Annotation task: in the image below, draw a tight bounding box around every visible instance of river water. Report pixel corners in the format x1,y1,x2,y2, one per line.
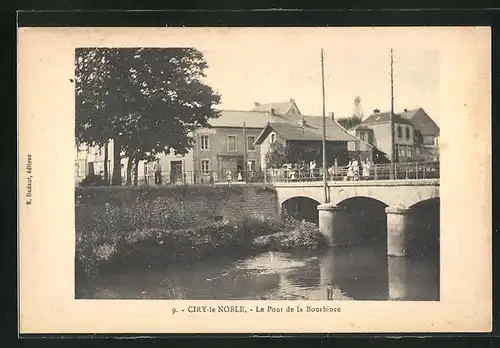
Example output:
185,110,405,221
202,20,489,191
77,243,439,301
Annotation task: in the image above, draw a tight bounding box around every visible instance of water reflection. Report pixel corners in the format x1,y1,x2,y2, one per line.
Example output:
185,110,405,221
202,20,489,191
77,244,439,301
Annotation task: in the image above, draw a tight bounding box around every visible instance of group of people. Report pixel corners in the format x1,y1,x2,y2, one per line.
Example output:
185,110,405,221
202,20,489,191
344,158,371,181
284,158,373,181
285,160,318,181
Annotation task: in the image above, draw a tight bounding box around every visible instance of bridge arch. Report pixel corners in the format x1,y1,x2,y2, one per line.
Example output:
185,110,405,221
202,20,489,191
407,197,440,259
335,196,389,246
281,196,321,225
409,196,440,210
336,196,389,208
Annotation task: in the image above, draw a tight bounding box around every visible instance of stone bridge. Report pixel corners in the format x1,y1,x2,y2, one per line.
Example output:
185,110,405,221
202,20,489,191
273,179,440,258
274,179,439,209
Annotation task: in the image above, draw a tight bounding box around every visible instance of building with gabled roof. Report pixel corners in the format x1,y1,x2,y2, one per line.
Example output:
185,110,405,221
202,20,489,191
254,115,375,169
349,107,439,163
400,108,440,137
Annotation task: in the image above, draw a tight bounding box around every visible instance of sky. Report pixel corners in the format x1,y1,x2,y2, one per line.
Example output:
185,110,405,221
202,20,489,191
198,30,440,125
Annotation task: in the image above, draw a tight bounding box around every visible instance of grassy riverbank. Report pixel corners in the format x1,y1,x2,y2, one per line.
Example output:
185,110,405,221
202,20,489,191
75,195,327,278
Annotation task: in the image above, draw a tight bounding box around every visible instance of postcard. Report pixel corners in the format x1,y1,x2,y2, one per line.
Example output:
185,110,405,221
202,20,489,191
18,26,492,334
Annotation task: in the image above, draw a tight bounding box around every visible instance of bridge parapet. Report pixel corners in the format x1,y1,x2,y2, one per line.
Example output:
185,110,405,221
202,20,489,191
274,179,439,209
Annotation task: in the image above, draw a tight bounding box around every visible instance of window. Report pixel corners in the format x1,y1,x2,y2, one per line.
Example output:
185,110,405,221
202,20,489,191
200,135,209,150
423,136,435,145
201,159,210,173
360,132,367,141
247,136,255,151
347,141,356,151
398,145,405,158
407,146,413,159
405,127,410,140
397,125,403,138
227,135,237,152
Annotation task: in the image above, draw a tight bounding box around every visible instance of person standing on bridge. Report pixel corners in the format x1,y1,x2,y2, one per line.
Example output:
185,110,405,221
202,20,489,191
346,160,354,181
328,165,334,181
309,160,316,180
299,161,306,180
362,158,371,180
352,158,360,181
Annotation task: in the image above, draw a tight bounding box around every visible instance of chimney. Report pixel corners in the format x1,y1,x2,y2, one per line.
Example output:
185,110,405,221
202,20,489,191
404,108,408,112
270,108,275,115
329,112,335,120
289,98,295,103
373,108,380,113
254,102,260,107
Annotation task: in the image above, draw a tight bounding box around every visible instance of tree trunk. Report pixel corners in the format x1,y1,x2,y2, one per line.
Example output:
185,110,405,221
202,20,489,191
111,137,122,185
133,156,139,186
103,142,109,185
126,156,133,185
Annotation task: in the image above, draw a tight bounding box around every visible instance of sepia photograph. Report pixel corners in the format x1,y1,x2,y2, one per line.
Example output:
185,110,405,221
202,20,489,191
18,26,491,333
74,45,440,301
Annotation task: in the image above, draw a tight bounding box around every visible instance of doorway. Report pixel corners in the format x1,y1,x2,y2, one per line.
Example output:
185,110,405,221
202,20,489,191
170,160,183,184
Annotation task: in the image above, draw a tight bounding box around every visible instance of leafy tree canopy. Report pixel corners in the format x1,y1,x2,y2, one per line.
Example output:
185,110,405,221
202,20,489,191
265,142,288,169
75,48,221,159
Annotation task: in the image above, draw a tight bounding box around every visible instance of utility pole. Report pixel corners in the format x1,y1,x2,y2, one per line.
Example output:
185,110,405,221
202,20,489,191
243,121,248,182
321,48,328,203
390,48,396,178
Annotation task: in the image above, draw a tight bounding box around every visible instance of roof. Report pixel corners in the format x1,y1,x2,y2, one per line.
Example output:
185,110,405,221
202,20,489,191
286,114,363,142
251,99,300,115
256,122,323,143
361,111,414,126
207,109,286,128
399,108,440,136
254,116,364,145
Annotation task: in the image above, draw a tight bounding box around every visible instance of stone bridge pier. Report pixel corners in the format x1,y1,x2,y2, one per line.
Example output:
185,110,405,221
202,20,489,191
384,205,411,257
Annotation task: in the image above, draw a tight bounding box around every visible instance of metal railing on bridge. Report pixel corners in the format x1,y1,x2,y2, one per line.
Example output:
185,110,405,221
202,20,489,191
263,161,440,183
105,161,439,186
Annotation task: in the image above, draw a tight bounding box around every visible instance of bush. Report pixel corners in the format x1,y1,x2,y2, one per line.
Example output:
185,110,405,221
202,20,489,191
280,218,327,249
252,216,328,251
235,213,281,239
75,205,285,277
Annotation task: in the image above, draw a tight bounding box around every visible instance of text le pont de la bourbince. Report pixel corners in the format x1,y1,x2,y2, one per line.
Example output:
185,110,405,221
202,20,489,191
176,305,341,314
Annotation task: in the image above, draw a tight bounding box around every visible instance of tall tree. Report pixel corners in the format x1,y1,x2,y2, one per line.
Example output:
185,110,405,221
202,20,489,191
75,48,221,185
336,115,363,130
